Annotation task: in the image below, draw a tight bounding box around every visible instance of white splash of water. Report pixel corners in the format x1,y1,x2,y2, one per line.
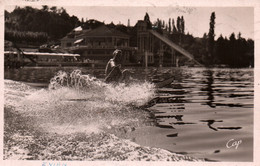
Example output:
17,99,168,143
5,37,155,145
48,70,105,90
5,70,156,135
105,82,155,106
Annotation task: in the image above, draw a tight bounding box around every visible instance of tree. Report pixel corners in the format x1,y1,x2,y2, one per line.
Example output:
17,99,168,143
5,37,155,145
177,16,181,33
144,12,152,29
81,18,84,24
207,12,216,64
82,19,104,29
156,18,163,34
176,16,184,44
228,33,236,66
5,6,82,43
42,5,49,11
215,34,226,64
203,33,207,39
162,20,165,28
181,16,185,34
237,32,242,39
172,18,177,33
50,6,57,13
168,18,172,33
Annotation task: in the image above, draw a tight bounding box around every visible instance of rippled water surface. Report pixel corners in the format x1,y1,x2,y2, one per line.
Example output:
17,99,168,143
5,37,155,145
4,67,254,161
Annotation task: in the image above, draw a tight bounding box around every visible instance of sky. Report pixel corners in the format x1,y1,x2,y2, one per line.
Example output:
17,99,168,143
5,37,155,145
5,6,254,39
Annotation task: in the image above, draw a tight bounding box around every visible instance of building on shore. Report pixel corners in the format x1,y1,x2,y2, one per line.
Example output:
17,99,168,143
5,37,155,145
61,25,137,65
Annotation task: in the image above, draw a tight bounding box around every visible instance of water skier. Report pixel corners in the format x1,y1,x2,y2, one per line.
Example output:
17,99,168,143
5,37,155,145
105,49,131,83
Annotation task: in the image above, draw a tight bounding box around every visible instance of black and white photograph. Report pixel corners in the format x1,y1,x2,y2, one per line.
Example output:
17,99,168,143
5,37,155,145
1,0,259,165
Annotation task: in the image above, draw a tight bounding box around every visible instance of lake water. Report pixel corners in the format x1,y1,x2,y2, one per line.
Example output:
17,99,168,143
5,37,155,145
4,67,254,162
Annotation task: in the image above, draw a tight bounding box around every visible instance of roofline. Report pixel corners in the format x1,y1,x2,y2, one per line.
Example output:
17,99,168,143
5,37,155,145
81,35,129,39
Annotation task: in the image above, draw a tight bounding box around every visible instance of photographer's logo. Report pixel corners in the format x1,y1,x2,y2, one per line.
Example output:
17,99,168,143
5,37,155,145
226,139,242,149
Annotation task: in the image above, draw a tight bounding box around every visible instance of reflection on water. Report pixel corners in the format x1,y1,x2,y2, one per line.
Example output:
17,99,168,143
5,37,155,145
4,67,253,162
131,67,253,162
202,70,215,108
200,120,223,131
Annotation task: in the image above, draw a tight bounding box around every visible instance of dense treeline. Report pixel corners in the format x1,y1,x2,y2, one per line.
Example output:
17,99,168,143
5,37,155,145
214,33,254,67
5,6,80,44
167,32,254,68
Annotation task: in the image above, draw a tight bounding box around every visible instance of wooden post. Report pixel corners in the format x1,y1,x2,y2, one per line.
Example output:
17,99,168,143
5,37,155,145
145,51,148,68
159,41,162,67
172,49,176,67
171,48,173,67
17,52,21,62
176,55,179,67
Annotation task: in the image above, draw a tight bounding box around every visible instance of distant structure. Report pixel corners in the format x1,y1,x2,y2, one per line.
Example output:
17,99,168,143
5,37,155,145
61,24,137,65
58,17,201,67
4,40,80,68
135,20,200,67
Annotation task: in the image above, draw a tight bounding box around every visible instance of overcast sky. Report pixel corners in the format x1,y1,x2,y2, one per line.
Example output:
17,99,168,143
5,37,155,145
5,6,254,39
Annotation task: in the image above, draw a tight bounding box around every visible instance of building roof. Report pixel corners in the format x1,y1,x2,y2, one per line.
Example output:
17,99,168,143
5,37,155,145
74,38,84,44
61,29,91,40
74,26,83,32
83,25,129,38
61,35,75,41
